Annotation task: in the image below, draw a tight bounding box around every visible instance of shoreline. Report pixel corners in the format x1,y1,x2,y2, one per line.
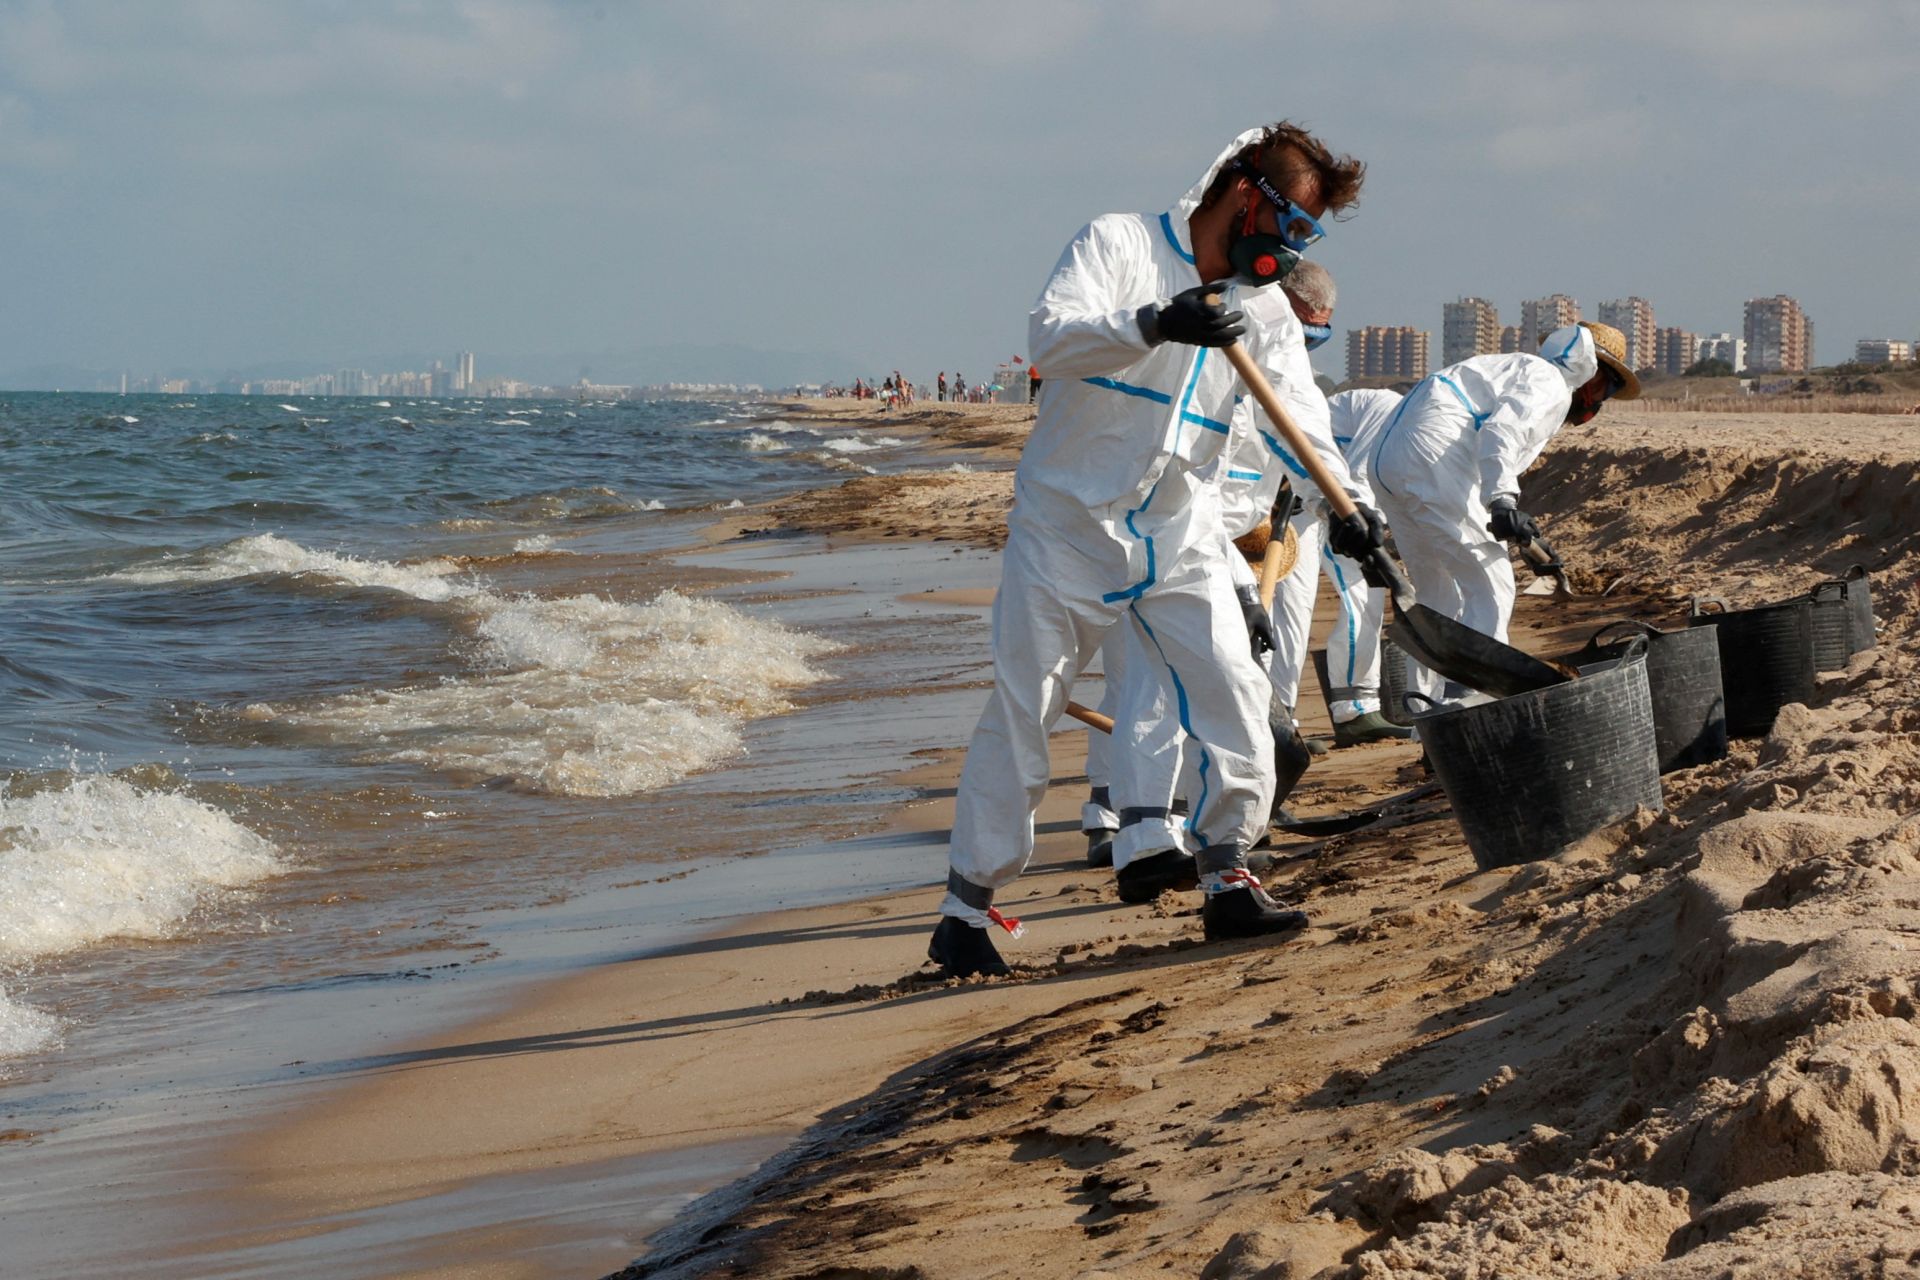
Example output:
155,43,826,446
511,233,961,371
24,399,1920,1278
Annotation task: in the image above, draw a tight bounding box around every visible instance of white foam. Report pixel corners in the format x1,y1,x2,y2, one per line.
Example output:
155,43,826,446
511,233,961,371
132,537,843,798
373,400,392,407
277,403,301,412
490,418,533,427
115,414,139,424
0,986,59,1061
387,416,412,425
0,775,284,968
743,432,786,452
948,462,975,473
819,437,883,454
512,535,571,554
107,534,467,601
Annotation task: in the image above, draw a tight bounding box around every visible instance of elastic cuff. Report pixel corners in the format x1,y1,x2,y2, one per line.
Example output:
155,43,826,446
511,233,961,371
1135,302,1165,346
946,869,994,911
1196,842,1248,875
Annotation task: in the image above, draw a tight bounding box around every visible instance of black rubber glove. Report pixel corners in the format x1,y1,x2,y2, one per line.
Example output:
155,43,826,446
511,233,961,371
1235,584,1278,659
1326,503,1387,562
1487,498,1542,546
1139,282,1246,348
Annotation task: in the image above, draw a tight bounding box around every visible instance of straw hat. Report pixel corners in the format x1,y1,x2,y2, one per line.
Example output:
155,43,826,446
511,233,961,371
1579,321,1642,400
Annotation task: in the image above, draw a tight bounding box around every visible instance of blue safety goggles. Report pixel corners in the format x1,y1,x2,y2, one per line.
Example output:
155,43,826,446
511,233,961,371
1303,322,1332,351
1232,160,1326,251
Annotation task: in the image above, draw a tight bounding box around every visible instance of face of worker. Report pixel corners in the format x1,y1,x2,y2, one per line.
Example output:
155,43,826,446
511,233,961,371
1565,367,1624,425
1285,291,1333,350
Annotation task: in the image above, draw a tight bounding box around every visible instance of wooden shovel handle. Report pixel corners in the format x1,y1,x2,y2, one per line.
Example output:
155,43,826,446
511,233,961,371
1064,700,1114,735
1257,532,1287,612
1218,340,1359,524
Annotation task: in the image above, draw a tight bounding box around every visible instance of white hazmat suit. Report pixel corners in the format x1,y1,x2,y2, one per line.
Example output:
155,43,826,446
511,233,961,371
1344,326,1598,703
1099,318,1366,871
942,131,1302,926
1269,389,1402,720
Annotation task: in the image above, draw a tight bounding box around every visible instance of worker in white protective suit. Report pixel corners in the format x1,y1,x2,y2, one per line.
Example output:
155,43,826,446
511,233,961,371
1343,321,1641,707
1270,387,1413,747
1090,265,1376,897
930,122,1375,979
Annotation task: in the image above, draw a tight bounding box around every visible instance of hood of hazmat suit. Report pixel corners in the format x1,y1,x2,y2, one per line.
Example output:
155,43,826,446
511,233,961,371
1537,323,1600,393
1019,127,1328,602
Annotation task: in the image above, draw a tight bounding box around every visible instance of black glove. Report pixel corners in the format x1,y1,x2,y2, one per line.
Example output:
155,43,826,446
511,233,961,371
1139,282,1246,348
1235,584,1278,659
1326,503,1387,562
1487,498,1542,546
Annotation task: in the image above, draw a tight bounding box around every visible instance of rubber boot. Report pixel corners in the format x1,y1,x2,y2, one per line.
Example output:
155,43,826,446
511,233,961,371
1196,846,1309,940
927,916,1010,979
1084,829,1115,868
1333,710,1415,748
1115,848,1198,904
1203,882,1310,940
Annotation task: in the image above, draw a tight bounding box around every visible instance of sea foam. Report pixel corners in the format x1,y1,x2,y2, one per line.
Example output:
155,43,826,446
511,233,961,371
119,536,840,798
0,774,285,1058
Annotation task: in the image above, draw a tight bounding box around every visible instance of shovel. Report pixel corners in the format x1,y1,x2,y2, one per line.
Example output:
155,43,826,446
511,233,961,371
1517,532,1576,599
1217,339,1574,699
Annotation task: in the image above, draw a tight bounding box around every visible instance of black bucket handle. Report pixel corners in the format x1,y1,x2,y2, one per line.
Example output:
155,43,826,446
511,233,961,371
1579,619,1662,661
1690,595,1730,617
1403,691,1444,717
1812,580,1845,603
1846,564,1869,582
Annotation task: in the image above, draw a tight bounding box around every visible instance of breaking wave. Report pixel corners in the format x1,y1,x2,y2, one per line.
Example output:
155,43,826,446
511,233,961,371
115,535,839,798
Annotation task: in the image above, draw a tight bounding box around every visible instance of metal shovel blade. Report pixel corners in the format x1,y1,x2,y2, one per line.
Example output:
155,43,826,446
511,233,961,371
1366,547,1575,699
1386,602,1575,699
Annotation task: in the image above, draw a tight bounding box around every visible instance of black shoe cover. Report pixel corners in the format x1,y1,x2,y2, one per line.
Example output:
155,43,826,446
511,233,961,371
1085,829,1115,869
1203,885,1309,940
1115,848,1198,904
927,916,1010,978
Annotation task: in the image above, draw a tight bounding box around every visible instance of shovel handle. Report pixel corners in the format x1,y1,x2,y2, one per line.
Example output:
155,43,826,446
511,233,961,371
1257,531,1287,612
1064,700,1114,735
1218,340,1359,524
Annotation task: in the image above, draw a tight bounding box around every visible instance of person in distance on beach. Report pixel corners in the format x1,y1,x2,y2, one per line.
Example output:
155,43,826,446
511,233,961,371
1342,321,1641,707
930,122,1372,980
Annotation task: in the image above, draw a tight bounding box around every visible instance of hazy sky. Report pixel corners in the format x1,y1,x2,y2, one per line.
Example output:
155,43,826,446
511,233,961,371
2,0,1915,381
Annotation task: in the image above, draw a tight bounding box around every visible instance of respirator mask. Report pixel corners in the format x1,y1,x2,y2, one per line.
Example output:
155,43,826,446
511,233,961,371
1226,158,1325,287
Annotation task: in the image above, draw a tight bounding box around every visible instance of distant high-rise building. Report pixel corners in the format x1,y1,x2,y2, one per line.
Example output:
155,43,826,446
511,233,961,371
1854,338,1912,366
1598,297,1657,371
1346,326,1429,381
1498,325,1524,354
1520,294,1581,345
1654,328,1698,376
1441,297,1500,366
457,351,476,392
1743,295,1813,372
1696,333,1746,372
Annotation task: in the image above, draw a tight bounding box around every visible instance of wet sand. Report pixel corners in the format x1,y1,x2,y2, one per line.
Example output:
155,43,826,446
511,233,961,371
74,402,1920,1277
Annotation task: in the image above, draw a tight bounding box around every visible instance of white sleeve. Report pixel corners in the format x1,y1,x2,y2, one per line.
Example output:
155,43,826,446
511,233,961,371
1476,360,1573,506
1026,216,1156,379
1223,532,1258,590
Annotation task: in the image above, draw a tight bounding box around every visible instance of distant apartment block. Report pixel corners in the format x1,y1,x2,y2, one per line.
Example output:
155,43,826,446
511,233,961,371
1520,294,1581,346
1696,332,1746,372
1346,326,1430,381
1598,297,1657,371
1499,325,1524,354
1854,338,1913,365
1442,297,1500,366
457,351,477,391
1654,327,1698,376
1743,295,1814,372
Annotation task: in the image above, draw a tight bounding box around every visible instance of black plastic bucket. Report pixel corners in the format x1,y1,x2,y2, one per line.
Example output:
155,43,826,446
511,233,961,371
1415,645,1662,871
1813,565,1876,657
1808,582,1853,672
1380,635,1413,726
1688,596,1816,737
1567,621,1728,774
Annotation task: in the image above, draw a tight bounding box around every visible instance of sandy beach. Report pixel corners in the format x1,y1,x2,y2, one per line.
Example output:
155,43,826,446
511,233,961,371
134,399,1913,1279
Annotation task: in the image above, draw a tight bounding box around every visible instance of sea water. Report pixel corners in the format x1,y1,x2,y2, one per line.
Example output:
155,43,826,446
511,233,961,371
0,392,917,1064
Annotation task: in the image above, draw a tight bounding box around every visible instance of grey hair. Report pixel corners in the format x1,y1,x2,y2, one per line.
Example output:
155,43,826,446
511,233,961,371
1284,258,1337,314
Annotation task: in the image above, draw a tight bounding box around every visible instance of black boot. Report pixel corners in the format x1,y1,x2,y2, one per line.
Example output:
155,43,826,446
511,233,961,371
1085,828,1115,868
927,916,1010,978
1115,848,1198,903
1203,881,1310,940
